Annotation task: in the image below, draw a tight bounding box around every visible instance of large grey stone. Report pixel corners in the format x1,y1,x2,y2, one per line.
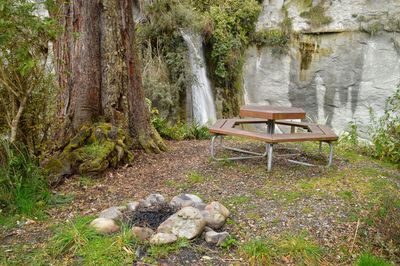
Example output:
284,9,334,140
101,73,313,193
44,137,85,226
169,194,203,209
150,233,178,245
139,194,166,210
206,202,230,218
90,218,120,234
200,202,230,229
205,230,230,246
201,210,226,229
127,201,140,212
157,206,206,239
98,207,123,221
131,226,154,241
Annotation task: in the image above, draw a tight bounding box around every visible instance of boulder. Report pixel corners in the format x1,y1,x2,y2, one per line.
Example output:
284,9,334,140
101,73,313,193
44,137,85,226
98,207,123,221
205,230,230,246
201,210,226,229
206,202,230,218
169,194,203,210
90,218,120,234
127,201,140,212
139,194,166,210
132,226,154,241
157,206,206,239
150,233,178,245
201,202,230,229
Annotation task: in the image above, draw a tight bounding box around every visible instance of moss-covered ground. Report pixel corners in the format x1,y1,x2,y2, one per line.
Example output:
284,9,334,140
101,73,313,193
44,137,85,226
1,139,398,265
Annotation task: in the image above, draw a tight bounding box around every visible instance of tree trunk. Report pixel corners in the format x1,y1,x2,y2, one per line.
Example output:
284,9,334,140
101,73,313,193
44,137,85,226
118,0,166,153
52,0,165,153
100,0,127,127
10,94,28,143
53,0,102,139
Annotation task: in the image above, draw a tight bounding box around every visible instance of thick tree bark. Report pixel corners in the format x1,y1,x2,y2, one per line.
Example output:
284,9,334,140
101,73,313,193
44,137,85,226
52,0,165,153
53,0,102,139
70,1,102,131
100,0,126,127
118,0,166,153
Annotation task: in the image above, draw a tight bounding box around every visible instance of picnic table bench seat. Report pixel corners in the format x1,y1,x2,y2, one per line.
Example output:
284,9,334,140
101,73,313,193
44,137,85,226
209,118,338,171
209,118,338,143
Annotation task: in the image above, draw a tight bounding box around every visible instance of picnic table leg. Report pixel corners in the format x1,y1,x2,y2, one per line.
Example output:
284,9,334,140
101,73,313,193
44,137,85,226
266,120,275,171
327,142,334,167
267,143,273,172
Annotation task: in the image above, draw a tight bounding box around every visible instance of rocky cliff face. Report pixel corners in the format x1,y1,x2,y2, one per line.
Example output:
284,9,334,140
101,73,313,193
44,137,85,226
243,0,400,137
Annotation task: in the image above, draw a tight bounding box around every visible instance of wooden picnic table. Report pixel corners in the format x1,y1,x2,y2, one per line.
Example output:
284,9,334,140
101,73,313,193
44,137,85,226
239,105,306,134
210,105,337,172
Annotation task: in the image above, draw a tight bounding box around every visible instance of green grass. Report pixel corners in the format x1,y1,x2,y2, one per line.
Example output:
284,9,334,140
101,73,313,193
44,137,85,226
79,175,97,187
241,239,271,265
241,233,322,265
357,252,393,266
277,233,322,264
0,140,50,217
186,170,213,184
337,190,354,201
48,193,75,206
49,216,99,257
164,179,191,190
226,195,252,205
79,228,136,266
146,238,190,263
220,236,238,250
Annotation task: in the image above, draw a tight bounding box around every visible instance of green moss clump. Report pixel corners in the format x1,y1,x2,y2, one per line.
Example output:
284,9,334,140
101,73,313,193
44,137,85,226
252,29,290,55
300,3,333,28
45,123,133,185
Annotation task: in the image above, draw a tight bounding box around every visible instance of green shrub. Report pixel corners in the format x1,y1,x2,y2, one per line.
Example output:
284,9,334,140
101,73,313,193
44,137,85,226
207,0,261,83
369,86,400,164
0,140,50,216
338,121,361,149
152,116,210,141
0,0,59,153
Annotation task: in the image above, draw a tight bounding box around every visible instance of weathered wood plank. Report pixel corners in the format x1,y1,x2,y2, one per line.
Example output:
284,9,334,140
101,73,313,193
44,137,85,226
240,105,306,120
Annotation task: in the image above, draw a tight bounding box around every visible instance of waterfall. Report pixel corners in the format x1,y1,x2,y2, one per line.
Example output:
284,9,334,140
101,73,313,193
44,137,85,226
181,31,217,126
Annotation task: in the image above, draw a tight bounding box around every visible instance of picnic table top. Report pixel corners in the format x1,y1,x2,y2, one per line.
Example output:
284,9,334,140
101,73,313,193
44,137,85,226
240,105,306,120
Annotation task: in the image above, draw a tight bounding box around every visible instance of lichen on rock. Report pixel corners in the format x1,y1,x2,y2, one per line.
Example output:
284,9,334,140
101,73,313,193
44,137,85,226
45,123,133,185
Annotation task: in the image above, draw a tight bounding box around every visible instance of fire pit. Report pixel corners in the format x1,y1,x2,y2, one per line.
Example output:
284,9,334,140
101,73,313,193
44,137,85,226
90,193,231,246
128,205,175,229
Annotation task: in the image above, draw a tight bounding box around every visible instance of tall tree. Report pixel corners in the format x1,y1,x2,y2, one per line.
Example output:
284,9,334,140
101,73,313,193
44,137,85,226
51,0,165,152
118,0,166,153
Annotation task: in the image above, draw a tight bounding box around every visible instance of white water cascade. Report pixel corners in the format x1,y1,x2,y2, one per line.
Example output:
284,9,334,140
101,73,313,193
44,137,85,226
181,31,217,126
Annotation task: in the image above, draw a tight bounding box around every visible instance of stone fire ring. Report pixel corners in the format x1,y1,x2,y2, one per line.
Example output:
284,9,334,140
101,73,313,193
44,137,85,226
90,194,231,246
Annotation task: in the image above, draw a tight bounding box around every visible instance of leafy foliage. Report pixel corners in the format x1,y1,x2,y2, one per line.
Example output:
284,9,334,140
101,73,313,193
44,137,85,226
0,140,50,216
0,0,59,151
137,0,205,121
152,116,210,141
369,86,400,164
206,0,261,82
